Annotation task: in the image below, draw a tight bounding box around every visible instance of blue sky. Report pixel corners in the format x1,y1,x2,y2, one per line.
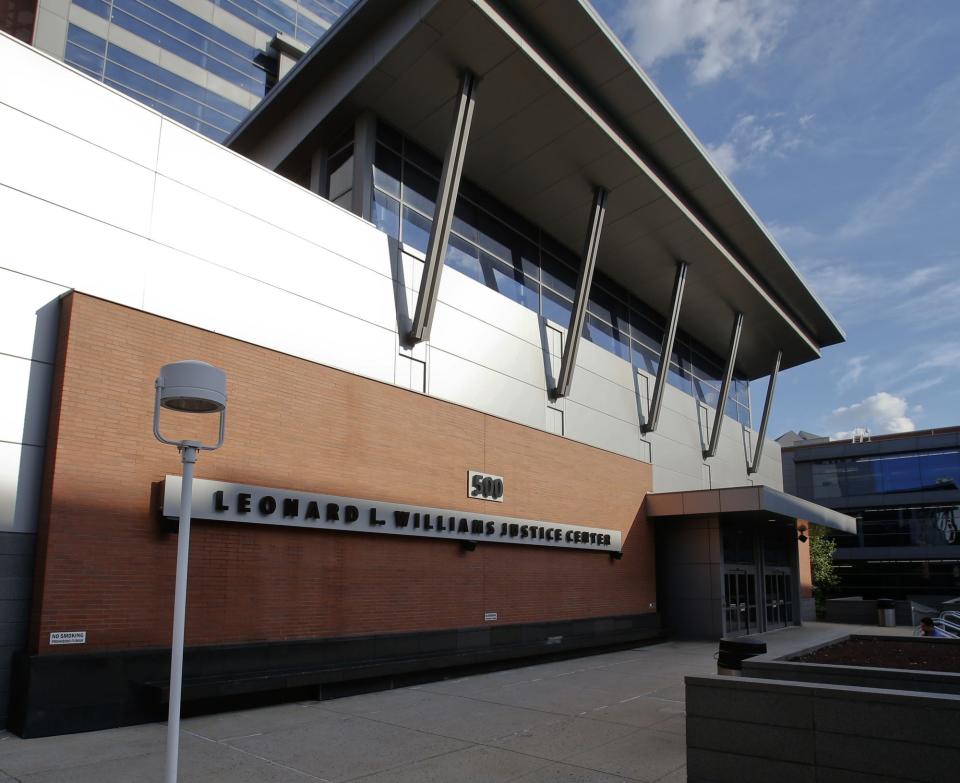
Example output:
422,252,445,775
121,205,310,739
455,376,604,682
594,0,960,440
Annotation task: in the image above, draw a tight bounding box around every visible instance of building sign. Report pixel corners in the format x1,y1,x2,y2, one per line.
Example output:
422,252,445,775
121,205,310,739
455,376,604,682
162,477,621,552
468,470,504,502
50,631,86,645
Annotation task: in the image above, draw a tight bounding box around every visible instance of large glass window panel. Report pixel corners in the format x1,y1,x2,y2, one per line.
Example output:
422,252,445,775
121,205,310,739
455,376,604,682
692,378,719,408
588,282,629,333
483,252,539,313
105,43,248,122
67,24,107,55
74,0,110,18
372,190,399,239
403,139,442,178
402,162,437,217
327,145,353,202
811,461,843,499
584,315,631,361
632,339,659,376
630,312,664,353
373,144,401,198
844,458,882,496
876,454,923,493
667,361,692,395
444,233,482,282
541,252,577,300
691,349,723,388
476,210,517,262
452,198,479,242
401,207,431,254
542,287,573,326
65,42,105,76
920,450,960,491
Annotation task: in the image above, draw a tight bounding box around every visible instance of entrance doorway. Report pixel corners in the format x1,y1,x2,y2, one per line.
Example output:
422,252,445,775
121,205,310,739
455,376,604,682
722,521,796,637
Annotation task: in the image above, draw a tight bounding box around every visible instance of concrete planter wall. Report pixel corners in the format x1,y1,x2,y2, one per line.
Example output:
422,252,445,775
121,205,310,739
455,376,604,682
686,674,960,783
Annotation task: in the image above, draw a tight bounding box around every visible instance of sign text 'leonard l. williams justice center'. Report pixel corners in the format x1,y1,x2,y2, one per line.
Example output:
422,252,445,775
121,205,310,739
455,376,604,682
162,477,622,552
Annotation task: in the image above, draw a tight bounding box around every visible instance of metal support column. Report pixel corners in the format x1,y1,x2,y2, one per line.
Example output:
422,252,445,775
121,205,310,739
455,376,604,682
642,260,687,433
748,350,781,474
351,111,377,221
409,72,478,344
553,187,608,398
704,312,744,459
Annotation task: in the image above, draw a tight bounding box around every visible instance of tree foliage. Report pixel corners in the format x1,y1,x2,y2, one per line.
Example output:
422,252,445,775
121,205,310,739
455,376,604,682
809,524,840,615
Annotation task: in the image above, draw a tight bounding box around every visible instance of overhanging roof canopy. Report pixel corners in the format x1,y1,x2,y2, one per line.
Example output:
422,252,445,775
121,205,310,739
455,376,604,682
228,0,844,379
645,486,857,534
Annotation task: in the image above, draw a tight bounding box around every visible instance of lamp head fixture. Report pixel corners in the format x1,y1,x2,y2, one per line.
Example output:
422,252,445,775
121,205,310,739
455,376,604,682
154,360,227,450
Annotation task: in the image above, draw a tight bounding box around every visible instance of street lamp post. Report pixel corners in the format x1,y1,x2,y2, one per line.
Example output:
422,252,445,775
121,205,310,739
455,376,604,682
153,361,227,783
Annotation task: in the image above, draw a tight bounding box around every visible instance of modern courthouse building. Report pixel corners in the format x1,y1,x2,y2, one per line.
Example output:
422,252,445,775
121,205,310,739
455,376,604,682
781,428,960,599
1,0,853,736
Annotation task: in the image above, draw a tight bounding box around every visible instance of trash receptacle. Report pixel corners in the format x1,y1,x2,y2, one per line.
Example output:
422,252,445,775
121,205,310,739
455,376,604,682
717,636,767,675
877,598,896,627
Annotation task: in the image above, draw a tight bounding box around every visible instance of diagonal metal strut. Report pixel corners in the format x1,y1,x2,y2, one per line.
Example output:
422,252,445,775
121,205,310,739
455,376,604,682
748,350,781,474
409,72,478,344
642,260,688,433
704,312,744,459
553,187,608,398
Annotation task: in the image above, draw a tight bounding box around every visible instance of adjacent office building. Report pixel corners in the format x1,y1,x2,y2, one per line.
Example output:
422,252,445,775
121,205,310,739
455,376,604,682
781,428,960,599
0,0,353,140
2,0,852,736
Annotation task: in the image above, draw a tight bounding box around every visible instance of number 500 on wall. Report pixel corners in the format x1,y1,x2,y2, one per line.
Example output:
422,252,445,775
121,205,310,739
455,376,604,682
468,471,505,502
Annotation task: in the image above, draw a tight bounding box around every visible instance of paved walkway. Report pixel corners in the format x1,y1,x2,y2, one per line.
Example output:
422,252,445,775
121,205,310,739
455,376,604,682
0,622,911,782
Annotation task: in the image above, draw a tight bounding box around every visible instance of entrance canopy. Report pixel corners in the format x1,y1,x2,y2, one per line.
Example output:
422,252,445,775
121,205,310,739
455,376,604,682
646,485,857,533
227,0,844,379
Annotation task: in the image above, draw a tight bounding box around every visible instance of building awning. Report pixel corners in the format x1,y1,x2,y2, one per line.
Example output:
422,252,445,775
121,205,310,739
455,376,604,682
645,485,857,533
226,0,843,379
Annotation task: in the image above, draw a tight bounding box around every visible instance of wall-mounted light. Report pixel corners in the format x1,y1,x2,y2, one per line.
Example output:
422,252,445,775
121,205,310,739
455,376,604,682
797,524,808,544
610,551,623,560
461,540,477,552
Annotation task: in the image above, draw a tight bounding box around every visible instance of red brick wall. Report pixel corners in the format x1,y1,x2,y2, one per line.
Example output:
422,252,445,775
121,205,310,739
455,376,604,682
30,293,655,654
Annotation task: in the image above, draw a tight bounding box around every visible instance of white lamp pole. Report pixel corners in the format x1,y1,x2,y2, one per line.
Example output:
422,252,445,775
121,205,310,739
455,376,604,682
153,361,227,783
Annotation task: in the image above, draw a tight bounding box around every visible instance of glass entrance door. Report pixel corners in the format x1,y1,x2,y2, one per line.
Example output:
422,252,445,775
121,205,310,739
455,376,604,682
723,570,759,636
764,570,793,629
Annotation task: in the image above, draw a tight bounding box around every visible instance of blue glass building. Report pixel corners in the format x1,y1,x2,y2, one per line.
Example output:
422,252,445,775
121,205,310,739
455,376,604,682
14,0,354,141
781,428,960,598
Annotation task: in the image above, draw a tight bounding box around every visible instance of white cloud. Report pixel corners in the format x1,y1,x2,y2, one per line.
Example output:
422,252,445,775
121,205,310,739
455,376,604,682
704,112,815,177
615,0,796,83
836,355,867,393
705,140,739,175
829,392,915,439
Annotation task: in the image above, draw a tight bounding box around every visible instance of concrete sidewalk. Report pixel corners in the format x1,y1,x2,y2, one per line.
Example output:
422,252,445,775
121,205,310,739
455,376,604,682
0,623,909,782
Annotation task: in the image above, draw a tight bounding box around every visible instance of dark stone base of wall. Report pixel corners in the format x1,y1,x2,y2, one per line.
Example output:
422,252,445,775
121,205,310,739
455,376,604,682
9,612,661,738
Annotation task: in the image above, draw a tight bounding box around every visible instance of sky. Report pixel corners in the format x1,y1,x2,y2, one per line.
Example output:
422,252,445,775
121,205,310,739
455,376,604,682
593,0,960,440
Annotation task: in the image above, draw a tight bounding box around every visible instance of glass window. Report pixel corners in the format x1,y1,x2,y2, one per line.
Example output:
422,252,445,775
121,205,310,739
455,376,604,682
401,206,431,254
372,191,399,239
920,450,960,491
67,24,107,55
483,252,539,313
445,233,481,282
373,144,400,198
452,198,479,242
65,41,105,76
584,315,630,361
542,287,572,326
632,339,659,376
402,161,437,217
541,252,577,300
327,145,353,202
588,282,629,333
